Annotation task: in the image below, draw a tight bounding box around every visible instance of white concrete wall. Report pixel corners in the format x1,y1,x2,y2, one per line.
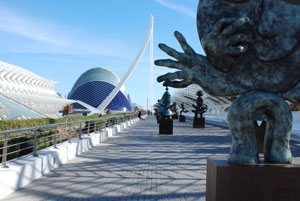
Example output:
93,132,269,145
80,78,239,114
0,117,140,200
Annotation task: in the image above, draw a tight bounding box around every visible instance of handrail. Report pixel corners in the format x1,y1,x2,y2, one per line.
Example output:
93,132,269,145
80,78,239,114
0,114,134,135
0,113,140,168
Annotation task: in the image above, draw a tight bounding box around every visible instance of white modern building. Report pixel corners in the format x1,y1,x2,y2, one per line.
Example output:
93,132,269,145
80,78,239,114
0,61,100,120
171,84,235,115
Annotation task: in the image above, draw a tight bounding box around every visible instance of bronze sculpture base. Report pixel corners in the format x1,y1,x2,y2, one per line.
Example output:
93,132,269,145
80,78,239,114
206,156,300,201
159,118,173,134
179,115,186,122
193,117,205,128
172,114,178,119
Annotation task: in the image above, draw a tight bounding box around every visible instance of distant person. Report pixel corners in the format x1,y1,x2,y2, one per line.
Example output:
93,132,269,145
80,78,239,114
138,111,145,120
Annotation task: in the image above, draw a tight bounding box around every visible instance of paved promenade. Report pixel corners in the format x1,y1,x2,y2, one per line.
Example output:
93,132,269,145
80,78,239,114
2,116,300,201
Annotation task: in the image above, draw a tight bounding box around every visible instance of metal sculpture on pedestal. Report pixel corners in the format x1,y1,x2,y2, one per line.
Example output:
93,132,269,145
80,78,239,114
170,102,178,119
192,90,208,128
158,87,174,134
155,0,300,165
179,103,188,122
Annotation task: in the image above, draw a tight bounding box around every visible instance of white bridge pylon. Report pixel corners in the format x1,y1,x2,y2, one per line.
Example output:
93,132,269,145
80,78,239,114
98,14,154,113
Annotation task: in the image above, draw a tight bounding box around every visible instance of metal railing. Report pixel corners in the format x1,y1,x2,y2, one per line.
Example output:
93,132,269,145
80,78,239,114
0,113,138,168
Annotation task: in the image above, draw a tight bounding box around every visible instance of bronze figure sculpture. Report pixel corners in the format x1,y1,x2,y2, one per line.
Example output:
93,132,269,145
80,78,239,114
192,90,207,119
158,87,174,134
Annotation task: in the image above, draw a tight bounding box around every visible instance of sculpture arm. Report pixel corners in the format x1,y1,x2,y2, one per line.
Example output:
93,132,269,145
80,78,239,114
155,31,247,96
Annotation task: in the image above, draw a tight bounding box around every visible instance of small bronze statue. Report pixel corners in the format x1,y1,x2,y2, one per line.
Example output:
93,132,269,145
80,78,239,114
192,90,208,119
170,102,178,119
155,0,300,164
158,87,174,134
179,103,189,122
192,90,208,128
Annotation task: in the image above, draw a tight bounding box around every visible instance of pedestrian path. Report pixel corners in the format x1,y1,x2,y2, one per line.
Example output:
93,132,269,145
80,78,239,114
2,116,300,201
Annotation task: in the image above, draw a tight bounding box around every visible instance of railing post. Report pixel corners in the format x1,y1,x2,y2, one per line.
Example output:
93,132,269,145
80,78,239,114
2,133,9,168
79,122,82,140
33,130,39,157
68,124,71,143
60,128,63,143
87,121,90,135
54,126,58,149
96,121,99,132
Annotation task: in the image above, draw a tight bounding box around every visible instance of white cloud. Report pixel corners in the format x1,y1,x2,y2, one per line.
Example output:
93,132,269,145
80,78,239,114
0,6,138,59
154,0,196,18
0,8,69,46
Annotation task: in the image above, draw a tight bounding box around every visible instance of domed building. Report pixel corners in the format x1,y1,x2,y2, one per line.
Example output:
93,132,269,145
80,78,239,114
68,67,132,112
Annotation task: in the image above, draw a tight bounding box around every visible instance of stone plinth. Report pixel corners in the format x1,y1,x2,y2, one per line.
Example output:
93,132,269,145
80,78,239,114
206,156,300,201
179,115,186,122
159,118,173,134
193,117,205,128
172,114,178,119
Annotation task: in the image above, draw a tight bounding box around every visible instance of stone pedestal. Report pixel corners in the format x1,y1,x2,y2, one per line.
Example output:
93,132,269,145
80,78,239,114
206,156,300,201
172,114,178,119
254,120,266,153
159,118,173,134
179,115,186,122
193,117,205,128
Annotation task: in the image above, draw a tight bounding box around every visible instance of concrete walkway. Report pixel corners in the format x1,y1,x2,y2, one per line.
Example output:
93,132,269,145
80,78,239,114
2,116,300,201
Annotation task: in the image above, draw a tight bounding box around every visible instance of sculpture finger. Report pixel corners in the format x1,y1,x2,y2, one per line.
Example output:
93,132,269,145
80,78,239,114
201,18,236,48
163,80,191,88
157,71,191,83
174,31,196,56
221,17,250,37
210,18,237,37
158,43,190,62
225,34,254,47
225,45,248,56
154,59,187,70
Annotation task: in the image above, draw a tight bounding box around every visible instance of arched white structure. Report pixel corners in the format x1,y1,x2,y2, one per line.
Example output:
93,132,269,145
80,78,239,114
149,22,154,112
98,15,154,112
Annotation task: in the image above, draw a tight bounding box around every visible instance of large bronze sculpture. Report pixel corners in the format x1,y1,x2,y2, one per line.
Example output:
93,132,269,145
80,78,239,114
155,0,300,164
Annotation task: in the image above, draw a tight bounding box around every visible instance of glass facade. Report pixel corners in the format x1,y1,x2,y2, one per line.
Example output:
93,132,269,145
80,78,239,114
68,67,132,111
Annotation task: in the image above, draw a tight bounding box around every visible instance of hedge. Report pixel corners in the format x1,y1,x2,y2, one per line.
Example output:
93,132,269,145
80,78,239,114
0,113,130,131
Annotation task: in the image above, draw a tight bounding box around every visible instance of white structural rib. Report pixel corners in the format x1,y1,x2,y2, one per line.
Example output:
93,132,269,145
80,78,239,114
149,24,153,112
98,14,154,112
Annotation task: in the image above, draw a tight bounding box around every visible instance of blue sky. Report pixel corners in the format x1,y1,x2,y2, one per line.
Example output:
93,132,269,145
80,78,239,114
0,0,204,109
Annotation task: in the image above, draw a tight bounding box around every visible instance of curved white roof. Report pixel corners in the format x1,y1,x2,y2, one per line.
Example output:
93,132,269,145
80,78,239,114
171,84,233,114
0,61,58,98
